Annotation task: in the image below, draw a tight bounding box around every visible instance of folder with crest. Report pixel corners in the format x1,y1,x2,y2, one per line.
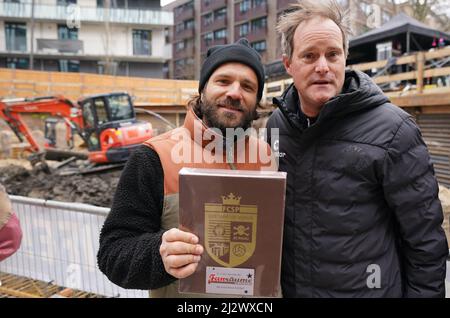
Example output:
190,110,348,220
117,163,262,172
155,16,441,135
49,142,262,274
178,168,286,297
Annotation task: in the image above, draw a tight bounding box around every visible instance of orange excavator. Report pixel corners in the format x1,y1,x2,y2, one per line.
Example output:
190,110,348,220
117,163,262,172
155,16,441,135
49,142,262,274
0,92,153,174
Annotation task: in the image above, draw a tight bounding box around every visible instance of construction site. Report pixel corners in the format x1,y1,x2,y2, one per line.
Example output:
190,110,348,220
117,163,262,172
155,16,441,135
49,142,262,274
1,0,450,298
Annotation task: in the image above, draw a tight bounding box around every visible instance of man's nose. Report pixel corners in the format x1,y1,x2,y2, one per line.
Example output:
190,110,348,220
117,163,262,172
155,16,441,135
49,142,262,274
225,82,243,100
315,55,330,74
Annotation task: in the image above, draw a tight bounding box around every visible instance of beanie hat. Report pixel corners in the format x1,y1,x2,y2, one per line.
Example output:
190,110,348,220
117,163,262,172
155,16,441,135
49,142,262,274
199,38,265,102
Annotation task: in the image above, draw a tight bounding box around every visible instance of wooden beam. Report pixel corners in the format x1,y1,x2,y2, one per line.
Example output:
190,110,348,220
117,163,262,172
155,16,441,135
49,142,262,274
390,92,450,107
373,71,416,84
416,52,425,93
423,66,450,78
0,286,41,298
348,54,416,71
420,106,450,114
135,105,187,114
424,47,450,60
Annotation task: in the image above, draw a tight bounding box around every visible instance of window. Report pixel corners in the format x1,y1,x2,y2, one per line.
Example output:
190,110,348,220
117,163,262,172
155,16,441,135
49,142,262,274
175,22,184,33
254,0,266,7
204,13,213,26
175,40,185,51
239,23,250,37
251,40,266,52
204,32,213,46
58,25,78,40
164,27,170,44
376,42,392,61
57,0,77,4
107,94,133,121
175,59,184,67
82,101,95,128
97,0,126,8
214,7,227,20
175,0,193,16
251,17,267,30
94,98,108,125
5,22,27,52
214,29,227,40
133,29,151,55
240,0,251,13
6,58,29,69
185,19,195,30
59,60,80,72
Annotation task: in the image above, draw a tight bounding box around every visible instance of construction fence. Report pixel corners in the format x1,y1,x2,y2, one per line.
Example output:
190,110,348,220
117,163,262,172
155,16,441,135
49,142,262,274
0,68,198,106
0,195,147,298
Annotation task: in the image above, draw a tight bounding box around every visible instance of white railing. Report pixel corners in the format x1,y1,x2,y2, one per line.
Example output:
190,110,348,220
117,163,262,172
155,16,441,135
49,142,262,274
0,2,173,26
0,195,148,298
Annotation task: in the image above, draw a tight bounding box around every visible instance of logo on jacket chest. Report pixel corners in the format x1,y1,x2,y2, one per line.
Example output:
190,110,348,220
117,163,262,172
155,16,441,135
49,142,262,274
273,139,286,158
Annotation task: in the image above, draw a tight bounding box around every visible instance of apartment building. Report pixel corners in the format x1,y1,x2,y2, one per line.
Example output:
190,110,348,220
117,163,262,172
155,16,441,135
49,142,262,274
0,0,173,78
166,0,298,80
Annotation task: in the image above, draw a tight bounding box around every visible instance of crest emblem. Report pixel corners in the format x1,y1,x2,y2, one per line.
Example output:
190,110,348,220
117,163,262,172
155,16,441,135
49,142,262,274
205,193,257,267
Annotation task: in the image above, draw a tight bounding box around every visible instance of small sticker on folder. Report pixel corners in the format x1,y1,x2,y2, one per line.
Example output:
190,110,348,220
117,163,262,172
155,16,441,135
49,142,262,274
206,267,254,296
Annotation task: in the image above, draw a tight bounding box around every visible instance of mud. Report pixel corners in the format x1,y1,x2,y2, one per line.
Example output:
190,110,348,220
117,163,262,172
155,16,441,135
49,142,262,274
0,161,121,207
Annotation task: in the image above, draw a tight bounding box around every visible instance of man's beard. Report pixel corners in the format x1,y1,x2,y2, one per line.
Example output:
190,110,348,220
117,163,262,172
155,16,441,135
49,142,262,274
199,96,257,137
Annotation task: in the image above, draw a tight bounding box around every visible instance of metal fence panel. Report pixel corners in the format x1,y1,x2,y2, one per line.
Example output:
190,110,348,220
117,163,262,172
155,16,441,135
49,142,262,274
0,195,148,298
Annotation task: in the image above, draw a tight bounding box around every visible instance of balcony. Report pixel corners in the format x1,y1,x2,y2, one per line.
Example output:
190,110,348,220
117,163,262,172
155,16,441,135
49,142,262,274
201,16,227,34
246,27,266,43
0,2,173,26
173,45,195,60
234,2,267,23
174,28,195,41
174,6,194,22
201,38,227,54
277,0,293,12
201,0,227,13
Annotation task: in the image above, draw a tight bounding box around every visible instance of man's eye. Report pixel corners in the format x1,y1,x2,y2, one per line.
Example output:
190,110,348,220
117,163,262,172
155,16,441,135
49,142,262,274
304,53,314,60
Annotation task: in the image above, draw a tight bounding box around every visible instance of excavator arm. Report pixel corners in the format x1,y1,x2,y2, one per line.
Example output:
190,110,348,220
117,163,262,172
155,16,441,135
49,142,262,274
0,96,85,153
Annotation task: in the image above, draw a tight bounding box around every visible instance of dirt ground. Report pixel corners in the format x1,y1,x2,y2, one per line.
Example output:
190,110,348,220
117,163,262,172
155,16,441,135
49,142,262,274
0,159,121,208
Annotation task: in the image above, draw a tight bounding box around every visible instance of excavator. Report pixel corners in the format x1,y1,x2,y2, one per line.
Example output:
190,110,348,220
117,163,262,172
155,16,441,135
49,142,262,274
0,92,153,174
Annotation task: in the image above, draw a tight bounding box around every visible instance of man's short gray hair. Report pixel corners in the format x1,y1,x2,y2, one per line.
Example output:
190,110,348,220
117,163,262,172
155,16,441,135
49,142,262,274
277,0,352,60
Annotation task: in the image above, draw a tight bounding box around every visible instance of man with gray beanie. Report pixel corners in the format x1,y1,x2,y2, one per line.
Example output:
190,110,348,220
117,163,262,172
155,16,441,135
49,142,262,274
98,38,276,298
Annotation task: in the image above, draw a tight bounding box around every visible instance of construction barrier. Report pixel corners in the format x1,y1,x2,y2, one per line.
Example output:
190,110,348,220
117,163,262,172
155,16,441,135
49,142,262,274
0,195,148,298
0,68,198,106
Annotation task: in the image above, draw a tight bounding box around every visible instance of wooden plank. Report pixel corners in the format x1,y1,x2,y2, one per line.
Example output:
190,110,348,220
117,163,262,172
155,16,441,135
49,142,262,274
373,71,416,84
0,286,41,298
424,47,450,60
420,106,450,114
390,93,450,108
423,66,450,78
417,52,425,93
348,54,417,71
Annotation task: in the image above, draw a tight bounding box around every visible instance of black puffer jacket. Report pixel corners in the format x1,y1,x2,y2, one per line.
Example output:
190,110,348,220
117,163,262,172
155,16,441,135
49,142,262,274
266,70,448,298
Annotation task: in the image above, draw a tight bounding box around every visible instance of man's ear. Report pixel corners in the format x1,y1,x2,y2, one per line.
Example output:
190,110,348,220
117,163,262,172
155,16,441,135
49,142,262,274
282,54,292,77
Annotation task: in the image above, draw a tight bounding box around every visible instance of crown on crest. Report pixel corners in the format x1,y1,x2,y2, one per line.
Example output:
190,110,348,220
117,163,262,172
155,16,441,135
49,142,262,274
222,193,241,205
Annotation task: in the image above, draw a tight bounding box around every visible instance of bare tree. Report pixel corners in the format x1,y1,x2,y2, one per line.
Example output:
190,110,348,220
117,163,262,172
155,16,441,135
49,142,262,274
388,0,449,32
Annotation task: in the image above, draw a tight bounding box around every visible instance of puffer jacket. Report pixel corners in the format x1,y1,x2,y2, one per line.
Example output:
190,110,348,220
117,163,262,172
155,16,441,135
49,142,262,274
266,70,448,297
